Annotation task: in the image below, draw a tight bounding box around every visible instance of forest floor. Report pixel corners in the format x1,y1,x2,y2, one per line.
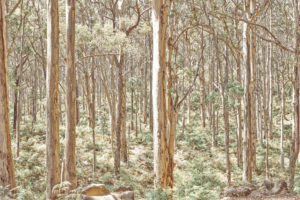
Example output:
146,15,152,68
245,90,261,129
224,195,300,200
9,106,300,199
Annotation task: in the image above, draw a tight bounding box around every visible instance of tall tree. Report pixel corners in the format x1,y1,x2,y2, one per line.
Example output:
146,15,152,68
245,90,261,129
152,0,171,188
46,0,60,198
64,0,77,189
289,0,300,187
242,0,257,183
0,0,16,190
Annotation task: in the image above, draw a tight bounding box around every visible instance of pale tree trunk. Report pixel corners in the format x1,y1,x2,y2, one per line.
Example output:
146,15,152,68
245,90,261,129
256,66,262,147
152,0,170,188
144,39,148,124
289,0,300,187
200,29,206,128
32,60,38,123
114,53,127,175
76,79,80,125
110,64,116,153
15,2,26,156
235,21,243,166
242,0,257,183
149,35,153,133
280,81,285,170
91,58,96,178
130,63,134,131
46,0,61,198
0,0,16,190
166,24,176,187
210,58,217,147
84,58,96,176
16,89,23,158
223,47,231,185
268,7,273,141
250,0,257,175
267,30,273,180
263,44,270,179
64,0,77,189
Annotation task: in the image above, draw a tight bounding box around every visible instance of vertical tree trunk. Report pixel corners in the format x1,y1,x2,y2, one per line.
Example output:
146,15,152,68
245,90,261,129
0,0,16,189
210,58,217,147
32,60,38,123
144,40,148,124
289,0,300,187
16,89,22,158
152,0,170,188
223,47,231,185
76,79,80,125
149,35,154,133
114,53,127,175
236,31,243,166
64,0,77,189
280,82,285,170
200,29,206,128
91,58,96,177
242,0,257,182
46,0,61,198
110,64,116,154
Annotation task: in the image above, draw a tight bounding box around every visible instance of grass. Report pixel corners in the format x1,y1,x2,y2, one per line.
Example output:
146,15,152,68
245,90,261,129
6,98,300,200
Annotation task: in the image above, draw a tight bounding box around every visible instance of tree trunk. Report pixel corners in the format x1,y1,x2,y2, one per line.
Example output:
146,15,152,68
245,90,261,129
64,0,77,189
289,0,300,187
242,0,257,182
0,0,16,189
114,53,127,175
16,89,22,158
280,82,285,170
200,29,206,128
46,0,61,198
152,0,170,188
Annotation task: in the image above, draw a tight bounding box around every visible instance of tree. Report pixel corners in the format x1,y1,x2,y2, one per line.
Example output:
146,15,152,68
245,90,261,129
64,0,77,189
0,0,16,190
152,0,170,188
289,0,300,187
46,0,60,198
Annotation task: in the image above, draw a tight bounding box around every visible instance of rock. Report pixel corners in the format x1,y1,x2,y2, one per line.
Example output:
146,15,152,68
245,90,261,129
221,185,256,198
220,180,290,199
81,184,134,200
82,184,110,196
271,180,288,195
111,191,134,200
264,180,275,190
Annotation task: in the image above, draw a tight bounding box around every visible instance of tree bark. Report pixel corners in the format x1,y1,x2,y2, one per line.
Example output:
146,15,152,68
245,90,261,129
46,0,61,198
152,0,170,188
0,0,16,190
289,0,300,187
64,0,77,189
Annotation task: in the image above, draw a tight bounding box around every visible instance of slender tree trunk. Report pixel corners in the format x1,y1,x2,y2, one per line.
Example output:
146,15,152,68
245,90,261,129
289,0,300,187
144,40,148,124
280,82,285,170
64,0,77,189
0,0,16,189
200,29,206,128
16,89,22,158
152,0,170,188
149,35,153,133
114,53,127,174
236,51,243,167
242,0,257,182
46,0,61,198
223,47,231,185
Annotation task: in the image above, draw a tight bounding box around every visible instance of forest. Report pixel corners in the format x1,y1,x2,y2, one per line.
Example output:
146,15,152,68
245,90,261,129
1,0,300,199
